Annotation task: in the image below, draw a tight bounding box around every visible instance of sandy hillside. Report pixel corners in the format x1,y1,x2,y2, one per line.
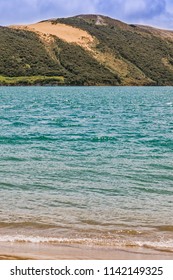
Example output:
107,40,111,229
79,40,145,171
9,21,149,85
10,21,95,49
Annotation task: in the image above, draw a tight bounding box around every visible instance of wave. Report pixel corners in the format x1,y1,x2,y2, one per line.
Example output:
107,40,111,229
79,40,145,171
155,225,173,232
0,235,172,253
0,156,26,162
133,240,173,253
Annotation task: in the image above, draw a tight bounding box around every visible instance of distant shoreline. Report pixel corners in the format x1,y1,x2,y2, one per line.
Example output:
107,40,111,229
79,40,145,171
0,82,161,87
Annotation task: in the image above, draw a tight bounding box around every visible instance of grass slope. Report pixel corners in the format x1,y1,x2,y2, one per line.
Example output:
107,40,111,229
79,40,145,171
0,25,119,85
0,75,64,86
55,15,173,85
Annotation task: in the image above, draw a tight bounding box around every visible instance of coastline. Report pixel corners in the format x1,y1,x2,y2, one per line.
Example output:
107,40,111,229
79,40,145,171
0,242,173,260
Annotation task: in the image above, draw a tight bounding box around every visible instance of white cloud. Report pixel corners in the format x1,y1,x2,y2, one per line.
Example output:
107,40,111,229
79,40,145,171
0,0,173,29
124,0,146,15
0,0,100,25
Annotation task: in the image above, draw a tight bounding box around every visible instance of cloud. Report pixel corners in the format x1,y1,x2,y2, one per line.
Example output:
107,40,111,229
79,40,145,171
0,0,98,25
97,0,166,21
125,0,165,18
37,0,97,17
0,0,173,29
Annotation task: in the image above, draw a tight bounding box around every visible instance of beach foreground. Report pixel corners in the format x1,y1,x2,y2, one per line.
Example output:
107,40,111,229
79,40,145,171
0,243,172,260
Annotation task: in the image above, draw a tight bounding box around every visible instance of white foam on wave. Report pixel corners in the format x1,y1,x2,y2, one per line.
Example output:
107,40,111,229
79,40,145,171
166,102,172,106
0,235,75,244
134,240,173,252
0,235,173,252
0,235,103,245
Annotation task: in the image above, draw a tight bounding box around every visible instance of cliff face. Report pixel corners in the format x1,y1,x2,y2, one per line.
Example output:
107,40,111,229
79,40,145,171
1,14,173,85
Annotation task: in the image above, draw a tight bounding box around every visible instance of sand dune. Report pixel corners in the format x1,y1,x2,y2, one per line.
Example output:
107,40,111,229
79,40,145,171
10,21,95,49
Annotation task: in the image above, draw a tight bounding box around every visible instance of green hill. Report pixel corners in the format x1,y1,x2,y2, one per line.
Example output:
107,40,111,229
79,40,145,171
1,15,173,85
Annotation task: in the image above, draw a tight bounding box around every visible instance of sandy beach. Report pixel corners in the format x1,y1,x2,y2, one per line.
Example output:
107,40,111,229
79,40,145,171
0,242,173,260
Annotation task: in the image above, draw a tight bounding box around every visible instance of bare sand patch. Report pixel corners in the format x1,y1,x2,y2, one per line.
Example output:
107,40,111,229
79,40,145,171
10,21,95,50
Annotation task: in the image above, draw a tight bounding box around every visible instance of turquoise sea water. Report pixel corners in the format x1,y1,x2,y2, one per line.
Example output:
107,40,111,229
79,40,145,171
0,86,173,253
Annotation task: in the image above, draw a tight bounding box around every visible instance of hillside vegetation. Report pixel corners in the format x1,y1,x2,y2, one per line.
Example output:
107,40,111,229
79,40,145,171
1,15,173,85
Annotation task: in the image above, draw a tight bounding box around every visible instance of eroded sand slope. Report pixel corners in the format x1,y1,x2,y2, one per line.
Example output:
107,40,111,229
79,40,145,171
11,21,95,49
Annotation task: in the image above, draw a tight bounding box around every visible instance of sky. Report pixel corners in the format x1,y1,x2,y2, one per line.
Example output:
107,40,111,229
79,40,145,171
1,0,173,29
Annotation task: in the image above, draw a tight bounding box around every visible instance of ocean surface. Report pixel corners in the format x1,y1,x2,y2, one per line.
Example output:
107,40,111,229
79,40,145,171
0,86,173,253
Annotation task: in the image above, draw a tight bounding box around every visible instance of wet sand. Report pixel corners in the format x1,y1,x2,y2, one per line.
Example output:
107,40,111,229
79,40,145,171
0,242,172,260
